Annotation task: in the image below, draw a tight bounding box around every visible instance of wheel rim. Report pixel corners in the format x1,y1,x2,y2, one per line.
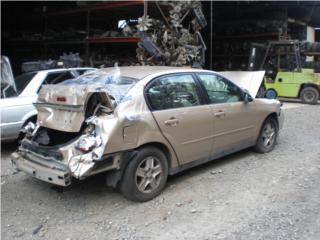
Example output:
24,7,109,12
262,123,276,148
135,156,163,193
304,91,315,103
265,90,277,99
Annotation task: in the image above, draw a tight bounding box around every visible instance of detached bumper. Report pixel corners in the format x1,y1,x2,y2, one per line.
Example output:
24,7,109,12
12,152,71,186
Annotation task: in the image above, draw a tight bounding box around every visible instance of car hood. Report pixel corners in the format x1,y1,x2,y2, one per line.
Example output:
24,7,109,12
218,71,265,98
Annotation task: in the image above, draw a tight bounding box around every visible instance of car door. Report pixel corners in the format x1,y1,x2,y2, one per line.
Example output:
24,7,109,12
145,73,213,165
196,73,257,156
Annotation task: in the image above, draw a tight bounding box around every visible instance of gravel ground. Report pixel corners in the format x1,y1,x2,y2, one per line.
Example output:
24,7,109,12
1,102,320,240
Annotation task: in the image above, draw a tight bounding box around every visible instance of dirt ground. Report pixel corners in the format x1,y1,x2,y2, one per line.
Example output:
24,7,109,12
1,102,320,240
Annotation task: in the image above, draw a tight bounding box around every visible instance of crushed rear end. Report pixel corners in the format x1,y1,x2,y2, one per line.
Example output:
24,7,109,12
12,69,137,186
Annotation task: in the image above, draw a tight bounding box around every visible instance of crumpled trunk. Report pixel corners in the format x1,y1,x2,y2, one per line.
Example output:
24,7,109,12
35,84,113,132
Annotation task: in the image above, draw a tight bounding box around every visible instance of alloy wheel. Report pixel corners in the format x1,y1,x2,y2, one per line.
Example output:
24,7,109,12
262,123,276,148
135,156,163,193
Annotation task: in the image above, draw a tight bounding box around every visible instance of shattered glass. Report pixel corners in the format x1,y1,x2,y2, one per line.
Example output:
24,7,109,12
60,69,139,103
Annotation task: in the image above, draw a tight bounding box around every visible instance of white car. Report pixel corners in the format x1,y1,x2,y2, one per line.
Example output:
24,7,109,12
0,67,94,141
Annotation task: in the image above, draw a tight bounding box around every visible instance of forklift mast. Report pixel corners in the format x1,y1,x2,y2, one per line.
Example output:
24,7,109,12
248,40,302,72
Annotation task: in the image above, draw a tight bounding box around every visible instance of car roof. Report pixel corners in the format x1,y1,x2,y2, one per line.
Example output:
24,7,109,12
24,67,94,75
100,66,211,79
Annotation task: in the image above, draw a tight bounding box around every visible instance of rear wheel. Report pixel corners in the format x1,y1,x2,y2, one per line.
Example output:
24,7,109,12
300,87,319,105
254,117,278,153
120,147,168,202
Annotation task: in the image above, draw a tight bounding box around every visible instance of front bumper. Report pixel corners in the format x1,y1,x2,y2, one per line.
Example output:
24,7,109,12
12,152,71,186
278,108,285,130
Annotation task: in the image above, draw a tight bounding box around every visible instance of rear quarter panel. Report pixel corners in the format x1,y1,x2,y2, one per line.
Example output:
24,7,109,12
102,84,180,169
0,96,37,140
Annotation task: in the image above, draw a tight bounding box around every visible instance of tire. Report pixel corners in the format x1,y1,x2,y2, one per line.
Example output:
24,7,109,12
265,89,278,99
311,42,318,52
120,147,168,202
254,117,278,153
300,86,319,105
316,42,320,52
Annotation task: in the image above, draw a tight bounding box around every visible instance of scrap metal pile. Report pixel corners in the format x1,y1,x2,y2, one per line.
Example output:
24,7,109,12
135,1,207,67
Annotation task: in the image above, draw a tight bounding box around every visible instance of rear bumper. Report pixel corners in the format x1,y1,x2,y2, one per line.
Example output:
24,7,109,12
12,152,71,186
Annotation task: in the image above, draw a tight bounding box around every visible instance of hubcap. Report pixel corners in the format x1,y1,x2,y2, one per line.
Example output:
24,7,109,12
304,91,315,102
135,156,163,193
262,123,276,148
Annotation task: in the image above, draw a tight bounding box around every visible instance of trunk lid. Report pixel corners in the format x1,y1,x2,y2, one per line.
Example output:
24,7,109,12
35,84,113,132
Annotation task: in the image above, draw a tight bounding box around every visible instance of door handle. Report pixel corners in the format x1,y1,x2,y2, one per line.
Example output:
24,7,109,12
278,78,283,82
214,111,226,117
164,118,179,126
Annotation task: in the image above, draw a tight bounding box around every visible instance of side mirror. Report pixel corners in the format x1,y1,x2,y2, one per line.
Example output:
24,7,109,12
243,90,254,103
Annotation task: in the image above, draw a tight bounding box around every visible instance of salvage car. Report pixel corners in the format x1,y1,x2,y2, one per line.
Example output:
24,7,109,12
0,65,94,141
12,66,284,201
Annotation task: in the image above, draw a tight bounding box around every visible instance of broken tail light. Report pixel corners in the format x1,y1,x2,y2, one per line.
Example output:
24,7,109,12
56,96,66,102
75,135,97,153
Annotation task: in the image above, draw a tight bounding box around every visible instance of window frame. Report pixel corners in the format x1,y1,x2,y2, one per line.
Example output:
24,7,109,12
144,72,207,111
36,71,75,93
194,72,245,105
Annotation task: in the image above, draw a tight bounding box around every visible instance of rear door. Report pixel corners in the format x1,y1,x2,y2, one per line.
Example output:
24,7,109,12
196,73,257,156
145,73,213,165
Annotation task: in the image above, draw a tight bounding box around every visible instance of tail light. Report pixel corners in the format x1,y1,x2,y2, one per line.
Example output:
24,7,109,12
76,135,97,153
56,96,66,102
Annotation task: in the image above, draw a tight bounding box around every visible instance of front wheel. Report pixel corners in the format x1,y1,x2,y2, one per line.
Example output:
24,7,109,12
254,117,278,153
265,89,278,99
120,147,168,202
300,87,319,105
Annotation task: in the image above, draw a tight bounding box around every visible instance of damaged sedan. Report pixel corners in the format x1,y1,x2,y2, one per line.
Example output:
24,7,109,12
12,66,284,202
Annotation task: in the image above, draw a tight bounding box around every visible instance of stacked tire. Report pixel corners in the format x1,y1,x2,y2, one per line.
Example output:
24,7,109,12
300,41,320,53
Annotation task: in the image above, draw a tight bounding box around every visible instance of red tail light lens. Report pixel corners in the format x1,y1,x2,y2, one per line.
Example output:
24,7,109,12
56,96,66,102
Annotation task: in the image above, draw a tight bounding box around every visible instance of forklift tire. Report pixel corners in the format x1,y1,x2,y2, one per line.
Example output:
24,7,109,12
265,89,278,99
300,87,319,105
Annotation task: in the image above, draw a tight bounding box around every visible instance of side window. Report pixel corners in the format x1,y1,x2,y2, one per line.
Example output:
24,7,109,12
44,71,74,85
198,74,243,104
146,74,201,110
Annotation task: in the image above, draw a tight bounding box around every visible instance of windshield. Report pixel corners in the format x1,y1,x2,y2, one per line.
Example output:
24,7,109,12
61,69,139,103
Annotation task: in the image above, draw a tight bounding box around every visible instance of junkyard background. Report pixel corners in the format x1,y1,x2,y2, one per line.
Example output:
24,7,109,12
1,1,320,240
2,102,320,240
2,2,320,72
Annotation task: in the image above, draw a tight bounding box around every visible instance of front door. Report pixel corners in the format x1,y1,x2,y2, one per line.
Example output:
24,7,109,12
145,73,213,165
196,73,257,156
